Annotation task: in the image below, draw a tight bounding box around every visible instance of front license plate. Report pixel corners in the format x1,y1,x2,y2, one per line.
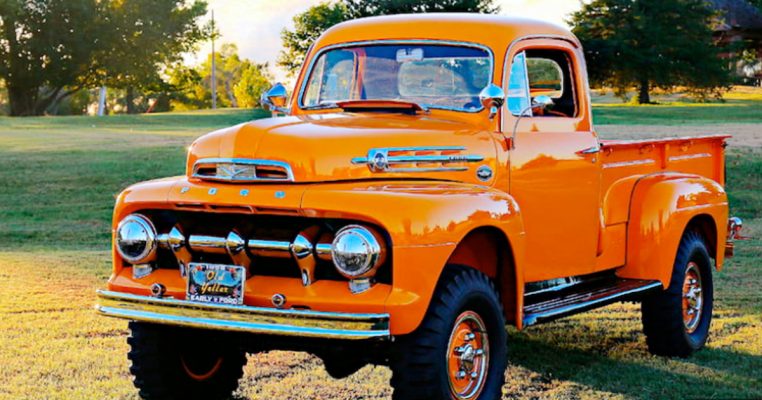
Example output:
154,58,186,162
187,263,245,305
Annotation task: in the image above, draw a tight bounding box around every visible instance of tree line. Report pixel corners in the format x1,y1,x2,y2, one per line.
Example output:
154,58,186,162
0,0,758,116
280,0,750,105
0,0,272,116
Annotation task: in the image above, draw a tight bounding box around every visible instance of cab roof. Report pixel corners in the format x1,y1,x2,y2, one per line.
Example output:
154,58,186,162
316,13,579,55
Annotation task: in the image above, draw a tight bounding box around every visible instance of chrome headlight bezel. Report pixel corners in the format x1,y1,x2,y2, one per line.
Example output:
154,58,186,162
116,214,158,264
331,225,386,279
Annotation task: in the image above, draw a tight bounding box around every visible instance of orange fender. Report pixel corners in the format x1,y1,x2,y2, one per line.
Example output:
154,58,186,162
618,173,728,287
300,181,526,334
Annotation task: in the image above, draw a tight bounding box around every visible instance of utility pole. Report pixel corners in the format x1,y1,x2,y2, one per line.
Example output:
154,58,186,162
211,9,217,110
97,86,107,116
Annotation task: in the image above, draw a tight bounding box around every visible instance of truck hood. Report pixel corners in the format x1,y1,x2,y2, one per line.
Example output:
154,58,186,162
186,112,498,185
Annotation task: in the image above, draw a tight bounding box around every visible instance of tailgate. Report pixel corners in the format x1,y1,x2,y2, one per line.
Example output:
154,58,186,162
599,134,730,188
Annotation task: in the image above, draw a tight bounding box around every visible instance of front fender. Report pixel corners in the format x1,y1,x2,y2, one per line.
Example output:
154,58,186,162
301,181,526,335
618,173,728,286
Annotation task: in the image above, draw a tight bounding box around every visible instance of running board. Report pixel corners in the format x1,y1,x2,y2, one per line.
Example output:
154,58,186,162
522,279,662,327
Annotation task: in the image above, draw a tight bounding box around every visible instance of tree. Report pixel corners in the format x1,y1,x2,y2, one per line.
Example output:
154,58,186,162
570,0,733,104
278,0,499,76
343,0,498,18
168,44,272,110
234,63,273,108
101,0,210,114
0,0,209,116
277,2,349,77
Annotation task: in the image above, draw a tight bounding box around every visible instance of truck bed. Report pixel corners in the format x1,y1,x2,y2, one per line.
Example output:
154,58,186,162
599,134,730,189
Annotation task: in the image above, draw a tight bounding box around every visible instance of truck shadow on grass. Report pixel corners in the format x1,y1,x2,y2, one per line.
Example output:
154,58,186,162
506,325,762,399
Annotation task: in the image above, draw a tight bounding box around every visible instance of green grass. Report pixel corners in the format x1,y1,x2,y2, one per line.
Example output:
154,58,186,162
0,107,760,399
0,109,265,250
592,86,762,125
592,100,762,125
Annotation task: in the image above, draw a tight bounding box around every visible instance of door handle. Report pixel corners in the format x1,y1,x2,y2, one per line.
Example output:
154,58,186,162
576,146,600,155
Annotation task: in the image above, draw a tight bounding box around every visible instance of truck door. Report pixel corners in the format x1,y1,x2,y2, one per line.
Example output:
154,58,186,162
505,39,602,282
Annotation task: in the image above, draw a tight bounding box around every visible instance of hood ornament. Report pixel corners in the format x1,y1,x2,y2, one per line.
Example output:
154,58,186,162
352,146,484,173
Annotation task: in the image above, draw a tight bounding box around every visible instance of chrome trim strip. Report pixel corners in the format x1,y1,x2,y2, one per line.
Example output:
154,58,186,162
352,146,484,173
602,159,655,169
601,134,730,146
668,153,712,162
192,158,295,183
297,39,495,114
96,290,390,340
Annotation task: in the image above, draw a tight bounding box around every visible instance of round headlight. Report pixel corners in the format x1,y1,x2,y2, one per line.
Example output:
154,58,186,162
116,214,157,264
331,225,386,279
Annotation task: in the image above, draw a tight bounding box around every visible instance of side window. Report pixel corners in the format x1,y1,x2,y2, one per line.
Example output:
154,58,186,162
525,49,578,117
506,52,531,116
526,58,563,99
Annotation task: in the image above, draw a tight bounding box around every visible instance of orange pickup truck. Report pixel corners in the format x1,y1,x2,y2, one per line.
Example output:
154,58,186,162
97,14,744,400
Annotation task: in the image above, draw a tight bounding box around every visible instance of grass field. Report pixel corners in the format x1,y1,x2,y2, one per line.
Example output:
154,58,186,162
0,96,760,399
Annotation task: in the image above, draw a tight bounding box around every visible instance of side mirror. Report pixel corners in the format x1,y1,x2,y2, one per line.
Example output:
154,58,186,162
479,84,506,120
261,83,289,114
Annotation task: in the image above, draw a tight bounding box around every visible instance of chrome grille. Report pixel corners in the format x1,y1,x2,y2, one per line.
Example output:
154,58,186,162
351,146,484,173
192,158,294,182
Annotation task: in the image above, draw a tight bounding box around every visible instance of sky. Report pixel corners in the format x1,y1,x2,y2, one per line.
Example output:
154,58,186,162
191,0,583,82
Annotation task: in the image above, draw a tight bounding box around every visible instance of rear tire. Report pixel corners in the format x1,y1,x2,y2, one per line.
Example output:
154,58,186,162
390,265,507,400
127,322,247,400
641,231,714,357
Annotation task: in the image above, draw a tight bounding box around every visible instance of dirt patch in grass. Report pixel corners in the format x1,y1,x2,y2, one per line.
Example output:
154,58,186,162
597,124,762,148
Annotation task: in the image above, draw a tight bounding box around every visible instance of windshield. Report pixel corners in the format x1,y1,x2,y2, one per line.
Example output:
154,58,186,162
301,43,492,112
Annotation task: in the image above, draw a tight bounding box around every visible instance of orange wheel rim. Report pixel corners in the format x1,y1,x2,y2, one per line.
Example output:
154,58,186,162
682,262,703,334
181,355,223,382
446,310,489,400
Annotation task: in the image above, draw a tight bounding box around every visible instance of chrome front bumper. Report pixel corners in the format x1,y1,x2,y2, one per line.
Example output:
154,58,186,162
96,290,390,340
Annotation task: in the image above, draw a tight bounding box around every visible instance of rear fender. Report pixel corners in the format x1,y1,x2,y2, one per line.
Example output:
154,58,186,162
300,181,526,335
619,173,728,286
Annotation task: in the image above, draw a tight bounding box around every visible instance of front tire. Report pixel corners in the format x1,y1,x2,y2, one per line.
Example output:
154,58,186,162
390,265,507,400
127,322,247,400
641,231,714,357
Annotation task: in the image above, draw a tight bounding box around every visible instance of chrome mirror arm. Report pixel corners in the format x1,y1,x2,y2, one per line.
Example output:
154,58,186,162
509,95,554,150
510,105,533,150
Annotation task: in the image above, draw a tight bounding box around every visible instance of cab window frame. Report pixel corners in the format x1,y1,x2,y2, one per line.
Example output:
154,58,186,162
503,39,583,121
296,39,496,114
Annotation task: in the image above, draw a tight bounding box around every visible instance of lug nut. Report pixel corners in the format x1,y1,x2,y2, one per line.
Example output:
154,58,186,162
150,283,166,298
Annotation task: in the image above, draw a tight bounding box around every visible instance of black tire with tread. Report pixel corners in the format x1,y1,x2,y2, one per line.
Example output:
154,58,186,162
389,265,508,400
127,322,247,400
641,231,714,358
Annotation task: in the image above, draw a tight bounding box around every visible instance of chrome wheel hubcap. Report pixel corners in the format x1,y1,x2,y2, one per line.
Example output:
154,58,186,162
447,311,489,399
682,262,703,334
